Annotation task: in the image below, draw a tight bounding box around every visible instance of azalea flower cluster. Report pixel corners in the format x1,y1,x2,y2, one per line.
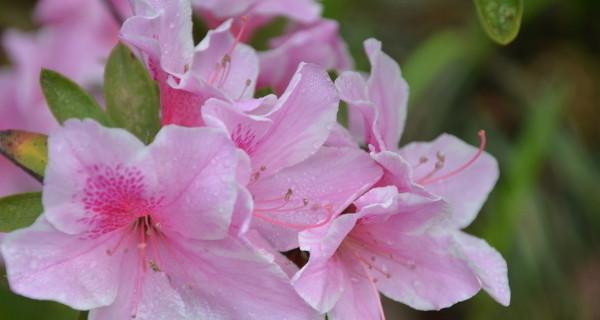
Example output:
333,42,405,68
0,0,510,319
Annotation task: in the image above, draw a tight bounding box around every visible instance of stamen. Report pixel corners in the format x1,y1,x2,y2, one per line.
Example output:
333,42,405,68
207,16,249,87
217,55,232,88
106,225,134,255
238,79,252,99
253,204,334,230
226,16,249,57
419,130,487,185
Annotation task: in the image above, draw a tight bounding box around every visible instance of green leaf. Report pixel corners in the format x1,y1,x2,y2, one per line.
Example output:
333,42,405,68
104,43,160,144
0,130,48,182
0,192,43,232
40,69,113,126
474,0,524,45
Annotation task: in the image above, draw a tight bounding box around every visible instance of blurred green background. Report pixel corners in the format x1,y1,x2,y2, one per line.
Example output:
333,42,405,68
1,0,599,319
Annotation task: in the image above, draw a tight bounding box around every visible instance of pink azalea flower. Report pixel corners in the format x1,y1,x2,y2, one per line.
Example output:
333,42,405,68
291,38,510,317
293,186,510,319
336,37,501,228
192,0,322,41
121,0,259,126
203,62,383,250
258,19,353,94
1,119,319,319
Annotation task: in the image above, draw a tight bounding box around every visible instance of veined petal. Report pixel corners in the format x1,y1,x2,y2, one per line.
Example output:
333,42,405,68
250,147,382,251
44,120,146,236
2,217,122,310
251,62,339,176
258,20,353,94
399,133,499,228
121,0,194,77
162,233,321,319
453,232,510,306
142,125,244,241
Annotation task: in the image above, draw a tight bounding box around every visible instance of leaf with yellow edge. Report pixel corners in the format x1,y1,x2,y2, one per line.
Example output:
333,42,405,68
0,130,48,182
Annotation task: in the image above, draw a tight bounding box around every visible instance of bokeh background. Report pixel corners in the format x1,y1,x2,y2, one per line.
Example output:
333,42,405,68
0,0,599,319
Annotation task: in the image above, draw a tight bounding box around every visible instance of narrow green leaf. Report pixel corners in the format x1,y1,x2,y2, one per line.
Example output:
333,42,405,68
40,69,113,126
474,0,524,45
0,192,43,232
0,130,47,182
104,43,160,144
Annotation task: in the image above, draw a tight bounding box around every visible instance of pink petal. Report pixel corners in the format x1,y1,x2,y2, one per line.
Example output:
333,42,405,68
162,233,321,319
258,19,353,94
251,62,339,176
364,38,409,150
292,255,347,313
187,19,259,100
201,97,274,155
371,151,413,192
324,123,359,149
1,217,122,310
334,70,372,146
121,0,194,76
294,214,359,312
350,189,482,310
250,147,382,251
142,125,245,241
337,39,409,152
454,232,510,306
399,133,499,228
43,120,146,236
328,251,384,320
88,242,189,320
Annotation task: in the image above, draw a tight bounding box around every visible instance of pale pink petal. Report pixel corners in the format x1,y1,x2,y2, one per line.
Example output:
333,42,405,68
121,0,194,76
334,70,373,146
250,62,339,176
350,189,482,310
292,255,347,313
328,251,384,320
163,233,321,319
324,123,359,149
253,0,321,24
187,19,259,99
364,38,409,150
370,151,413,192
293,214,359,312
201,97,274,155
258,20,353,94
43,120,146,236
244,229,299,278
338,38,409,152
89,242,190,320
250,147,382,251
142,125,244,241
298,214,358,260
229,185,254,237
454,232,510,306
1,217,122,310
192,0,321,40
399,133,499,228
